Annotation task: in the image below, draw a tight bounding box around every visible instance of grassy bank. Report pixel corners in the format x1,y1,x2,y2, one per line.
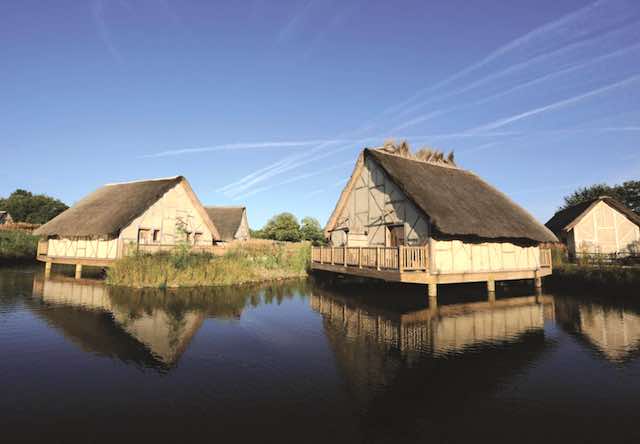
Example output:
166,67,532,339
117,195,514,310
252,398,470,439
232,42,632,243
549,263,640,293
0,230,38,264
106,241,310,288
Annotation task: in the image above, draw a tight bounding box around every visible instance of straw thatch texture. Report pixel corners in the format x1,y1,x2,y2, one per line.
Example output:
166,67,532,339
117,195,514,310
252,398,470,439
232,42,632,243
545,196,640,238
365,149,557,243
204,206,246,241
34,177,183,237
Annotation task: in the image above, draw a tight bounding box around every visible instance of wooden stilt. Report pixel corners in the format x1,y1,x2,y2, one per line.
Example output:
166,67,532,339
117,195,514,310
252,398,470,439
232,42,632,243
44,261,52,278
75,263,82,280
534,276,542,289
428,283,438,309
487,279,495,293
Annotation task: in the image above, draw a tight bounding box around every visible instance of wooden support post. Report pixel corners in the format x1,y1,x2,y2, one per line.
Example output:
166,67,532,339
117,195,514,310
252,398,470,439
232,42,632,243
487,279,495,293
358,247,362,268
399,245,405,272
75,264,82,280
428,283,438,308
331,247,334,265
534,276,542,289
320,246,323,264
488,289,496,303
343,248,347,267
44,261,52,278
376,247,381,270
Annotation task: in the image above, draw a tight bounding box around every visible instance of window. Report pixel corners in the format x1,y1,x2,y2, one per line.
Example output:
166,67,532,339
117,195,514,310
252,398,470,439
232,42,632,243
386,224,405,247
137,229,151,245
193,232,203,245
152,229,160,243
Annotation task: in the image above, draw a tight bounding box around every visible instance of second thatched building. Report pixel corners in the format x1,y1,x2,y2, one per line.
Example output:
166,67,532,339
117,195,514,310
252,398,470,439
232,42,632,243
311,144,557,298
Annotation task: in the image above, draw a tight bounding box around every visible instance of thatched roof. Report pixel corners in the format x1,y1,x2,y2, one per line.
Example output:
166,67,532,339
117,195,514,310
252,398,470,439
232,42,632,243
34,176,220,238
327,148,557,243
204,206,246,241
545,196,640,238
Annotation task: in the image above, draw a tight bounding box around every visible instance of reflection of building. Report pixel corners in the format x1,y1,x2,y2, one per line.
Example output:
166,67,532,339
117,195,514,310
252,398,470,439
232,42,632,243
30,276,306,370
310,287,555,442
311,290,553,360
32,277,205,367
555,298,640,363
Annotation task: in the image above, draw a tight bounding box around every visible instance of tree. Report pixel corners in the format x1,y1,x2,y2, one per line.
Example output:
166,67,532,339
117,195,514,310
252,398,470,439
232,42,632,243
300,217,325,245
262,213,302,242
561,181,640,214
0,189,68,224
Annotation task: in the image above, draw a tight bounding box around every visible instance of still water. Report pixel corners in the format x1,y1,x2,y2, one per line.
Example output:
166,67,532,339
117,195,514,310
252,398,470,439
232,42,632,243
1,267,640,443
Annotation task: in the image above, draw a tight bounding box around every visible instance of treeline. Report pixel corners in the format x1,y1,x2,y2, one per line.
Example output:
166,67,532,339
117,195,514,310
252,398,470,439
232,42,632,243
251,213,326,245
0,189,68,224
562,181,639,213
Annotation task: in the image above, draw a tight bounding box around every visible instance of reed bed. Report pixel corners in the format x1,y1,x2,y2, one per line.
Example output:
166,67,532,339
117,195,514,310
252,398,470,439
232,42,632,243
0,230,38,263
106,241,310,288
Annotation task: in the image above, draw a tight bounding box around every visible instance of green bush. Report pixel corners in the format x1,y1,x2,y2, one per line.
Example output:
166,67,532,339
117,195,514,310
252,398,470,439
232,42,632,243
0,230,38,262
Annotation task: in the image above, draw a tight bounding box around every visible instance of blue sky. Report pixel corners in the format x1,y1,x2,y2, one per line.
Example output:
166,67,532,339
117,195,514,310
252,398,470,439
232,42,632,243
1,0,639,228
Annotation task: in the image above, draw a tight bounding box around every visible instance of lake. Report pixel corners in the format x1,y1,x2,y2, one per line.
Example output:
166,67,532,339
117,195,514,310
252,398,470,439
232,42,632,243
1,266,640,443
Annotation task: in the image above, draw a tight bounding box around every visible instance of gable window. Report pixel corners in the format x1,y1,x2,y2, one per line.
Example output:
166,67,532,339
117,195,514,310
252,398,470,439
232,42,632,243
193,232,203,245
137,229,151,245
152,229,160,243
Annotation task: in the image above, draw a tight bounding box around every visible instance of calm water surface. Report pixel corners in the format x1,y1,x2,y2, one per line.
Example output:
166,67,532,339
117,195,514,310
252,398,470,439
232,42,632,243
1,266,640,443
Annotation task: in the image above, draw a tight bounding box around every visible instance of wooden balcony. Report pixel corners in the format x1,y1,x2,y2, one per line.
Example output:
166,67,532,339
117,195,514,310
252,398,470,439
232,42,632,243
311,245,553,288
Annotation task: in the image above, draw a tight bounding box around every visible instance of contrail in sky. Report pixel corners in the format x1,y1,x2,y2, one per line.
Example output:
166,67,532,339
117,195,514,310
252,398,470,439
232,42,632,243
471,74,640,132
141,139,347,158
380,0,607,116
90,0,123,63
391,40,640,133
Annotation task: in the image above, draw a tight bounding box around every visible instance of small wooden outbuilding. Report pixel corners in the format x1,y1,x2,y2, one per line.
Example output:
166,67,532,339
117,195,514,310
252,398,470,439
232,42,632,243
34,176,220,277
0,211,13,225
311,145,557,300
545,196,640,258
204,206,250,242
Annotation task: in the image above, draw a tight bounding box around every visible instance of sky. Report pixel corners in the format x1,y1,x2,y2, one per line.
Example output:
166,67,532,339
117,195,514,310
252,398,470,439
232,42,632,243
1,0,639,228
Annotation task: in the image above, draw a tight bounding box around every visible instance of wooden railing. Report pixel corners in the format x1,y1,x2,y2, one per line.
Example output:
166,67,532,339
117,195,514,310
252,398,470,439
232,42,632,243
540,248,552,268
311,246,429,272
37,240,48,257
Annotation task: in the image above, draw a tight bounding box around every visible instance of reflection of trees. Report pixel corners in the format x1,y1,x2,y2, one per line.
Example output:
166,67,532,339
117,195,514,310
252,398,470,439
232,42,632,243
30,276,305,371
310,286,555,443
555,296,640,363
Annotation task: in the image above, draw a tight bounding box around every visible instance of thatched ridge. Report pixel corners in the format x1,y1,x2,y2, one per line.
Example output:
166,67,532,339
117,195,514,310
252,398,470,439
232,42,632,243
545,196,640,239
34,176,219,238
204,206,246,241
326,147,557,244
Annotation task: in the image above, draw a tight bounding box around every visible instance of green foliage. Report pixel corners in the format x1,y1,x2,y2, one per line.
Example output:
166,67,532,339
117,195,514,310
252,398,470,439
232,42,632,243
561,181,640,213
0,231,38,262
106,242,310,288
262,212,302,242
300,217,325,245
0,189,68,224
250,228,266,239
552,263,640,293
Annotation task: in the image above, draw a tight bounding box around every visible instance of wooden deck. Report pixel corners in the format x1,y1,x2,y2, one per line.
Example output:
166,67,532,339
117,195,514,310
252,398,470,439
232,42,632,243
311,246,553,293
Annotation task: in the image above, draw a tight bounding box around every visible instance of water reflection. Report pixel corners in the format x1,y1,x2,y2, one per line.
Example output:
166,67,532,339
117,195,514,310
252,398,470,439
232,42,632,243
555,296,640,363
31,275,307,370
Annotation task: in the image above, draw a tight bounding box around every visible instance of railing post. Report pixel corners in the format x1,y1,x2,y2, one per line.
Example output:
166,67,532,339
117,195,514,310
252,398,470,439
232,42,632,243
344,247,348,267
376,247,381,270
320,246,323,264
358,247,362,268
399,246,404,272
331,247,334,265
